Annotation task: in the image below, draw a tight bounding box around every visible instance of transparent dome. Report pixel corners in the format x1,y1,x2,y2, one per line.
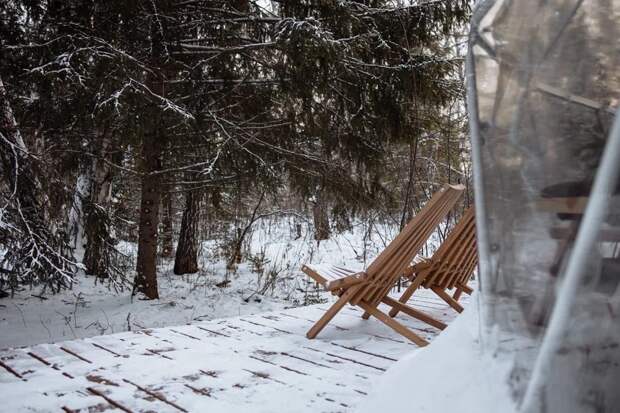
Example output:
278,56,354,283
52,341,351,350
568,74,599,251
467,1,620,412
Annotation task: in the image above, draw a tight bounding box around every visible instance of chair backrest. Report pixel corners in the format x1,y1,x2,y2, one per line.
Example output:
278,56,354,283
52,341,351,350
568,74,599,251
421,206,477,290
351,184,465,306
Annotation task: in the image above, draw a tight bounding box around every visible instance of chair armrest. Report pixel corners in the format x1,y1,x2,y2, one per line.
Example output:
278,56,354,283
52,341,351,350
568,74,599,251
325,272,367,291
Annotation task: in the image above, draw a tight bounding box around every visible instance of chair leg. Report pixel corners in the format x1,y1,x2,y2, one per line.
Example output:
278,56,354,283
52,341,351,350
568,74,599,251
388,274,426,318
459,284,473,295
432,286,464,313
382,296,447,330
306,286,359,339
453,288,463,301
359,301,428,346
453,284,472,301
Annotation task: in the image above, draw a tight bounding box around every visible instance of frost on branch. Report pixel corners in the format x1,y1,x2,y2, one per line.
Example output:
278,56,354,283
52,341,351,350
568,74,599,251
0,76,77,295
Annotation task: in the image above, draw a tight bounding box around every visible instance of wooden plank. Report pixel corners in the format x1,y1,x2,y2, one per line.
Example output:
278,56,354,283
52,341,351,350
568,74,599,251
58,346,93,364
86,387,134,413
123,378,188,412
0,359,25,380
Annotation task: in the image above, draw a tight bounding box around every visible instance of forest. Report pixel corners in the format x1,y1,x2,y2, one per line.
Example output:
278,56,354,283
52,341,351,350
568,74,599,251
0,0,471,305
3,2,619,413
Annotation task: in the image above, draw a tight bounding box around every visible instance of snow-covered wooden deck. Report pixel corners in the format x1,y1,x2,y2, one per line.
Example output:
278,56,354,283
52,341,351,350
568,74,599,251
1,289,471,413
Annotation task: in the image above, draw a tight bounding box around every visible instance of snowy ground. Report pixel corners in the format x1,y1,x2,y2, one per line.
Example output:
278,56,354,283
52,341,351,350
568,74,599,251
0,288,470,413
0,270,292,349
360,295,517,413
2,218,444,349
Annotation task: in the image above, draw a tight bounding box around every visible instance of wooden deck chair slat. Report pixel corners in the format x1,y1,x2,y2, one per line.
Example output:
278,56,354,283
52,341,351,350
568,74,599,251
363,187,447,275
301,184,465,345
432,267,458,290
389,206,477,317
450,233,478,289
451,223,478,289
350,186,459,306
423,205,472,264
365,184,458,277
365,187,463,307
359,217,437,304
433,215,476,288
431,211,476,289
333,265,356,275
456,246,478,289
429,209,475,287
428,210,475,288
330,266,354,276
367,186,461,299
356,217,439,306
365,215,442,304
426,208,477,301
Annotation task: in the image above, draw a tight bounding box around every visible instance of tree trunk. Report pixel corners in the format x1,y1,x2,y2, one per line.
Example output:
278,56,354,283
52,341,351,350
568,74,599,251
67,158,92,263
134,133,163,298
160,190,174,258
312,190,330,241
133,0,169,299
174,189,200,274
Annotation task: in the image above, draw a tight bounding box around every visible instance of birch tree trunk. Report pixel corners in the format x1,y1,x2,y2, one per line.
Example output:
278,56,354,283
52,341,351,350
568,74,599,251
67,154,92,263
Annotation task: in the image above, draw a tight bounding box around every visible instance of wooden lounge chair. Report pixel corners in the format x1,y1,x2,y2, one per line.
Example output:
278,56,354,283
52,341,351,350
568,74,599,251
301,184,465,346
389,207,477,317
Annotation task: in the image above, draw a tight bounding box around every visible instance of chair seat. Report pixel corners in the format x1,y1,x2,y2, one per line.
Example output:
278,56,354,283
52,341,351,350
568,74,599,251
302,263,358,281
302,264,367,291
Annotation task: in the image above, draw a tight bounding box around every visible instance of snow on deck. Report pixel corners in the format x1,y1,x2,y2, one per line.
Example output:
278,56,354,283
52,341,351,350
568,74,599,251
1,289,471,413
